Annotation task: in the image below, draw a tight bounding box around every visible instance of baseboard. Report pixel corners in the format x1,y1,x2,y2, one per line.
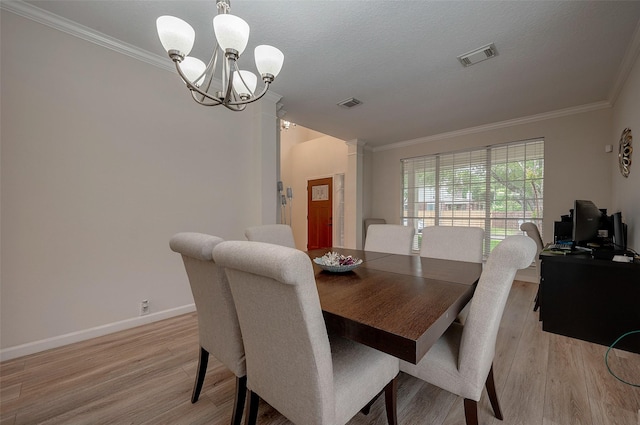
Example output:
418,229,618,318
0,304,196,362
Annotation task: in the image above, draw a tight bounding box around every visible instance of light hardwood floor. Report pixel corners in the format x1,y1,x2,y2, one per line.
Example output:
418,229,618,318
1,281,639,425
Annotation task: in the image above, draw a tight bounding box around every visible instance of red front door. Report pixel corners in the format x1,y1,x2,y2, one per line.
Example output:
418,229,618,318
307,177,333,250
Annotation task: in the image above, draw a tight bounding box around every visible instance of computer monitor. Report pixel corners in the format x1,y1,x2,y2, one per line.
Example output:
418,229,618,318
572,200,603,245
612,211,627,251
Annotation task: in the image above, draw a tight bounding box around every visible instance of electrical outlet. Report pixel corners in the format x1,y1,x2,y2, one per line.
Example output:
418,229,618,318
140,300,149,316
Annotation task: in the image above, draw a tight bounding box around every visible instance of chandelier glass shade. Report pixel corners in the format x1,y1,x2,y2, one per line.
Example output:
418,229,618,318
156,1,284,111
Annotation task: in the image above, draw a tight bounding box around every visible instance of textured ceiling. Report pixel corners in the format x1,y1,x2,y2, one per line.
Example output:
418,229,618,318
19,1,640,148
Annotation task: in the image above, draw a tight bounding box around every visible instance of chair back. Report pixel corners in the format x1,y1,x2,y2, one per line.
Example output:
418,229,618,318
169,233,245,377
458,236,536,397
519,222,543,251
364,224,415,255
420,226,484,263
520,222,544,275
245,224,296,248
363,218,386,242
213,241,334,425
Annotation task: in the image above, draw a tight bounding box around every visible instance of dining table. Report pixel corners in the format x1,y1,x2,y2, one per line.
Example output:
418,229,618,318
306,248,483,365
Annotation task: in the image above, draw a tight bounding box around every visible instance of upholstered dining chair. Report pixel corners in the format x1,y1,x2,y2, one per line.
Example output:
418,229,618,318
520,222,544,311
169,233,246,425
364,224,415,255
213,241,400,425
400,235,536,425
244,224,296,248
363,218,386,244
420,226,484,263
420,226,485,324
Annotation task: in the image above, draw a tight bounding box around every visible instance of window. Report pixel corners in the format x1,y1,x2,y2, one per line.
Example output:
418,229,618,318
402,138,544,256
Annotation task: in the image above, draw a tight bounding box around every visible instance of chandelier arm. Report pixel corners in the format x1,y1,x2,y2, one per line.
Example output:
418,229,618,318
174,61,224,105
225,59,268,106
223,102,247,112
198,46,220,96
219,88,246,111
173,58,267,108
228,82,271,106
190,90,225,106
220,54,237,105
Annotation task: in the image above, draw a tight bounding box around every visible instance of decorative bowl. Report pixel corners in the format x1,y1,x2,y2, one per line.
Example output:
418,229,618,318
313,252,362,273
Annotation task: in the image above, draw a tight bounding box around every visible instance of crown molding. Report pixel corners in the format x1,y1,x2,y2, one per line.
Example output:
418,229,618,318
264,89,283,104
345,139,367,147
609,19,640,105
0,0,283,101
373,100,612,152
1,1,173,72
2,0,622,141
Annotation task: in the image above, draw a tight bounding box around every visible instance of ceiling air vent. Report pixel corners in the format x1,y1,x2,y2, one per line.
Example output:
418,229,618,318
337,97,362,108
457,43,497,67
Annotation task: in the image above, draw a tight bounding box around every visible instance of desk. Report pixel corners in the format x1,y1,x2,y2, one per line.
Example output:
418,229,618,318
540,252,640,353
307,248,483,364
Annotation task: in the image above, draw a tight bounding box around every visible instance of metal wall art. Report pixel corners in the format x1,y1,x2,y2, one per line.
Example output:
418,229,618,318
618,128,632,178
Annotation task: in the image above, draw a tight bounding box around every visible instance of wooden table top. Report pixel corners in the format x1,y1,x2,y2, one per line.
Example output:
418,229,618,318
307,248,482,364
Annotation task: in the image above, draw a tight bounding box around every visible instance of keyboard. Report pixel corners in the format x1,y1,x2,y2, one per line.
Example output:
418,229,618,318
548,243,572,251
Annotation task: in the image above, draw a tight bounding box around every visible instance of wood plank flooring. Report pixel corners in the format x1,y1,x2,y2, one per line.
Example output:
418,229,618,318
2,281,639,425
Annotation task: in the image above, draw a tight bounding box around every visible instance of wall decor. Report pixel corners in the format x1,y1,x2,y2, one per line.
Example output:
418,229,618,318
311,185,329,201
618,128,632,178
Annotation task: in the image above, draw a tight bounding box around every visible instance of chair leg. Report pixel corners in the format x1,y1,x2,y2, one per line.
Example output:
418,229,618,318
243,390,259,425
230,376,247,425
463,399,479,425
384,375,398,425
533,286,540,312
485,365,503,420
360,393,378,415
191,347,209,403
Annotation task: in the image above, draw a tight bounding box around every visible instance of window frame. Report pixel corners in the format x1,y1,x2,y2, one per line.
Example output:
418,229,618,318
401,138,544,257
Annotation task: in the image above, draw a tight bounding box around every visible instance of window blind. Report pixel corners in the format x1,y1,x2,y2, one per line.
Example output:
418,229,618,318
402,138,544,256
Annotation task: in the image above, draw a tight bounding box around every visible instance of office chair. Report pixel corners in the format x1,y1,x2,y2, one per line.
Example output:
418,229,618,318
520,222,544,311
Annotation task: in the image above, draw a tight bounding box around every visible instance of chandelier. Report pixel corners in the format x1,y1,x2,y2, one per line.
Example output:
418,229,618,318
156,0,284,112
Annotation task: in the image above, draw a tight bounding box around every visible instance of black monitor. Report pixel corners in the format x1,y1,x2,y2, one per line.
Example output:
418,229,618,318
572,200,603,246
612,212,627,251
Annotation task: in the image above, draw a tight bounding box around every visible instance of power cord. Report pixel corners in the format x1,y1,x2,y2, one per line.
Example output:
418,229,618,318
605,330,640,387
624,247,639,258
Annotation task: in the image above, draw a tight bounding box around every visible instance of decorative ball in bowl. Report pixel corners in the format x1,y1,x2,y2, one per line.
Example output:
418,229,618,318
313,251,362,272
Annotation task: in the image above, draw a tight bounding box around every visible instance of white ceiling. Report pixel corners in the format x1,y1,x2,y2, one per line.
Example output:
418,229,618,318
16,1,640,148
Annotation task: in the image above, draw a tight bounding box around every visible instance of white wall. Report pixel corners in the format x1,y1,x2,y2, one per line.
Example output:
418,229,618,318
0,12,279,358
611,52,640,251
370,108,614,245
280,126,326,188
